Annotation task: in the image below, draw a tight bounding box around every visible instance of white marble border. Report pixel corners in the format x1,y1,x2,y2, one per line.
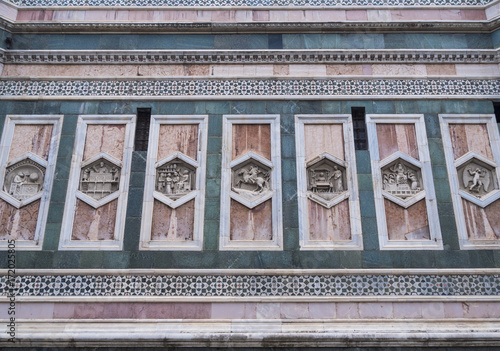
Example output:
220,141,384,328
140,115,208,251
220,114,283,251
0,115,62,250
295,114,363,250
367,114,443,250
439,114,500,250
59,115,135,250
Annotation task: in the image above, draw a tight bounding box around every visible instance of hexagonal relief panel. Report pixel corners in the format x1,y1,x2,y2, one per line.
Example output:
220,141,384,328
231,158,272,203
4,157,45,202
80,158,121,201
156,158,196,201
382,159,423,200
307,156,347,203
457,158,498,198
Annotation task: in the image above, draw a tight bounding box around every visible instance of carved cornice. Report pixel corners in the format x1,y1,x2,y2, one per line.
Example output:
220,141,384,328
1,17,499,33
1,49,499,64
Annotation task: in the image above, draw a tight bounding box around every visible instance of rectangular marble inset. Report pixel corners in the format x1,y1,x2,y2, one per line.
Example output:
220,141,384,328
367,114,442,250
59,115,135,250
220,115,282,250
295,115,362,250
440,114,500,249
140,116,207,250
0,115,62,250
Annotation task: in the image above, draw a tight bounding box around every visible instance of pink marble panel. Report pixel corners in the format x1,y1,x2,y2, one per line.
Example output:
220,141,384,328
211,303,246,319
273,64,290,76
52,10,85,21
252,10,269,21
232,124,271,161
336,303,360,319
426,64,457,76
0,1,18,21
0,199,40,241
53,303,76,319
346,10,367,21
308,199,351,241
83,124,126,162
443,302,464,318
184,65,210,76
17,303,55,319
371,64,426,76
8,124,53,162
17,10,54,21
243,303,258,318
128,10,154,21
234,10,253,22
326,64,364,76
256,303,280,319
449,124,493,161
230,199,273,241
168,11,197,21
393,9,443,20
73,303,105,319
377,124,419,161
172,303,211,319
385,199,430,241
304,124,344,162
280,303,310,319
157,124,199,161
211,10,232,22
71,199,117,241
460,10,486,20
392,302,422,319
358,302,393,319
151,200,195,241
462,198,500,240
268,10,289,22
101,303,136,318
366,10,391,22
131,303,175,319
421,302,445,319
462,302,500,318
309,303,336,319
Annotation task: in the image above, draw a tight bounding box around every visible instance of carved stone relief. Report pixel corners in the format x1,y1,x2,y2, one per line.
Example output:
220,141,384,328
231,159,272,202
381,159,423,200
307,158,347,202
3,158,45,202
156,159,196,200
457,159,498,198
79,158,121,201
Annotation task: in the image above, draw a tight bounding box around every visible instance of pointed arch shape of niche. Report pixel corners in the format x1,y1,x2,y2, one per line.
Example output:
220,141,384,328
220,115,283,251
0,115,62,250
440,114,500,250
140,115,208,250
366,114,443,250
59,115,136,250
295,114,363,250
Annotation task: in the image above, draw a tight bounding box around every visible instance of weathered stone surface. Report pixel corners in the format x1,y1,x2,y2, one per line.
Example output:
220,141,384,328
232,124,271,161
385,198,430,241
157,124,199,161
377,124,419,161
463,198,500,240
0,198,39,240
308,198,351,241
230,199,272,240
83,124,126,162
71,199,117,240
449,123,493,161
151,199,195,241
304,124,344,161
8,124,53,162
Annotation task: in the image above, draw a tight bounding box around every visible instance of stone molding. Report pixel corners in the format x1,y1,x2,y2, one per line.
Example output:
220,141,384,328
1,49,499,65
1,17,499,33
0,78,498,99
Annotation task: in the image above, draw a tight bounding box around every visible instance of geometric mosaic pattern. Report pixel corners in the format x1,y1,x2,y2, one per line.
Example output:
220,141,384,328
6,0,490,7
2,274,499,297
0,79,498,98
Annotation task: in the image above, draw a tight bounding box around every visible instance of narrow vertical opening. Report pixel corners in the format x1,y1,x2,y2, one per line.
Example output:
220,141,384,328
134,108,151,151
493,101,500,123
351,107,367,150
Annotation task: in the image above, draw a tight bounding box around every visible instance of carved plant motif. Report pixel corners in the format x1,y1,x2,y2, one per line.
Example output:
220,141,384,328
4,157,45,202
381,159,423,200
80,157,121,201
457,158,498,198
156,158,196,200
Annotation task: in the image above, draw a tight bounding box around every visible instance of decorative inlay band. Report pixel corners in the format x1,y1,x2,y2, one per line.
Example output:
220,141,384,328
5,0,491,7
1,273,499,297
0,79,498,98
1,50,498,65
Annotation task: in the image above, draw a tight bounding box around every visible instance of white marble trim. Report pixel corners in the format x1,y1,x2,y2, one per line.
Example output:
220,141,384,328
367,114,443,250
220,114,283,251
59,115,135,250
139,115,208,251
439,113,500,250
295,114,363,250
0,115,62,250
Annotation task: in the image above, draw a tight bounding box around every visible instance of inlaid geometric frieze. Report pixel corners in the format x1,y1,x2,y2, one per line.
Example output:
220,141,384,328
440,115,500,249
3,154,46,206
367,115,442,250
0,116,62,249
295,115,362,250
79,154,121,204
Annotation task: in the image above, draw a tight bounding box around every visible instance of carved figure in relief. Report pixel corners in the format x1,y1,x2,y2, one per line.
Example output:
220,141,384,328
462,165,491,194
236,165,269,194
330,166,343,192
382,160,422,199
79,158,121,201
155,161,195,200
306,157,347,203
4,159,46,202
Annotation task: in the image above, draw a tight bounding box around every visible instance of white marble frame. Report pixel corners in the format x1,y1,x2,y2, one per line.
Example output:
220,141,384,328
139,115,208,251
439,114,500,250
295,114,363,250
366,114,443,250
59,115,136,251
220,114,283,251
0,115,63,250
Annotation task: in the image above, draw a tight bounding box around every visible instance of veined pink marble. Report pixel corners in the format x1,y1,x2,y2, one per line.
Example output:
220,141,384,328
0,198,39,241
230,199,272,241
449,123,493,161
232,124,271,161
377,124,419,161
462,198,500,240
83,124,126,162
385,199,430,241
151,200,195,241
308,199,351,241
71,199,117,241
8,124,53,162
157,124,199,161
304,124,344,162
